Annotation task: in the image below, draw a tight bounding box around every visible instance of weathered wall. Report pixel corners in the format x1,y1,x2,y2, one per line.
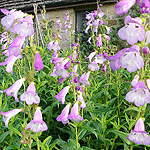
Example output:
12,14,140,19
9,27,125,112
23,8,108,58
38,8,75,49
38,3,117,50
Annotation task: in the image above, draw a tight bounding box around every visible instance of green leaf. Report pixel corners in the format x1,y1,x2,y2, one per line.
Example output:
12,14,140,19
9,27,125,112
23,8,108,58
8,127,22,137
109,130,131,145
0,131,11,143
43,136,52,146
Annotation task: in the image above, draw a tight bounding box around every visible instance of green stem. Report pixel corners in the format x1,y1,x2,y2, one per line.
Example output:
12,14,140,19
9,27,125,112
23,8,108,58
111,135,118,150
36,133,40,150
75,126,78,150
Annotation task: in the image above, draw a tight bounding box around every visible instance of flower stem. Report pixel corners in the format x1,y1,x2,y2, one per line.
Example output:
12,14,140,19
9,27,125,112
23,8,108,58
36,133,40,150
75,126,78,150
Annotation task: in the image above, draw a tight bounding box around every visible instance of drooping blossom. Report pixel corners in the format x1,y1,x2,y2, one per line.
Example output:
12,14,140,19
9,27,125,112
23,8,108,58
79,71,90,86
64,61,71,70
131,74,139,87
97,34,102,47
118,15,145,45
120,47,144,72
125,81,150,106
3,78,25,101
88,60,99,71
55,86,70,104
1,9,25,30
55,59,70,78
0,55,22,74
10,15,34,37
86,51,96,62
127,118,150,145
77,91,86,109
56,104,70,124
140,0,150,14
95,53,107,64
47,40,61,51
8,35,25,56
26,107,48,133
68,50,78,63
115,0,136,15
108,46,144,72
20,82,40,105
67,102,83,122
34,52,44,71
1,109,22,127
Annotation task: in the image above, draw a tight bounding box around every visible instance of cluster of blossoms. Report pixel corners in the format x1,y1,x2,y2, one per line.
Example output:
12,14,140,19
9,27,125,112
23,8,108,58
46,16,93,124
0,9,47,133
113,0,150,145
64,11,72,33
85,5,111,73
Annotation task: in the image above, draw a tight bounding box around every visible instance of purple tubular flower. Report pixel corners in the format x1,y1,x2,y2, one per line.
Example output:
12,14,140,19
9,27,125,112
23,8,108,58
103,65,107,72
131,75,139,87
125,81,150,106
67,102,83,122
8,36,25,56
47,40,61,51
97,34,102,47
1,109,22,127
77,91,86,109
10,16,34,37
26,107,48,133
68,50,78,63
108,50,123,71
56,104,70,124
140,0,150,14
95,54,106,64
118,15,145,45
3,78,25,101
108,46,144,72
58,78,66,84
34,52,44,71
88,60,99,71
120,47,144,72
127,118,150,145
64,61,71,70
0,55,22,74
79,71,90,86
55,86,70,104
20,82,40,105
86,51,96,62
55,59,70,78
1,9,25,30
115,0,136,15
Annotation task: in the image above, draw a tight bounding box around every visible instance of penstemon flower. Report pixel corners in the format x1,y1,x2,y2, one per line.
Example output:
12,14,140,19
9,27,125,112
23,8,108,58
1,9,25,30
115,0,136,15
55,86,70,104
34,52,44,71
67,101,83,122
127,118,150,145
20,82,40,105
125,81,150,106
0,55,22,74
77,91,86,109
26,107,48,133
56,104,70,124
3,78,25,101
1,109,22,127
10,15,34,37
118,15,145,45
